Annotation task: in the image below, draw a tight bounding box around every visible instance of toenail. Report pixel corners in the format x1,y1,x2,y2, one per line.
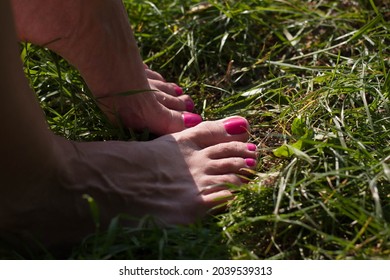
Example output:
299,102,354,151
175,86,183,96
247,143,257,151
185,99,195,112
245,158,257,167
223,117,248,135
183,112,202,128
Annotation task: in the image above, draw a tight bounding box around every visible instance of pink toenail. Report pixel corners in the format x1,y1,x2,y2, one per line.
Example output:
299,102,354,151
175,86,183,96
185,99,195,112
183,113,202,128
245,158,256,167
223,117,248,135
247,143,257,151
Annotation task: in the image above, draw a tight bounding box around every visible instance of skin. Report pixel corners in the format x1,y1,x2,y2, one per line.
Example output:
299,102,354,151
12,0,196,134
0,0,257,249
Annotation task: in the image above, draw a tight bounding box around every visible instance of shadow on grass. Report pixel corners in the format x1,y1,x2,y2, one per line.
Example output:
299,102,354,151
0,216,230,260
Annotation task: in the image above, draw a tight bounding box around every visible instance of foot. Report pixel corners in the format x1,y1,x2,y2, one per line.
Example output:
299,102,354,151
102,87,202,135
3,117,257,247
12,0,200,135
67,116,257,226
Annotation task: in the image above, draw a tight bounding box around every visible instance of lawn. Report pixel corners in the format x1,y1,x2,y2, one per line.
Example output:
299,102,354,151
6,0,390,259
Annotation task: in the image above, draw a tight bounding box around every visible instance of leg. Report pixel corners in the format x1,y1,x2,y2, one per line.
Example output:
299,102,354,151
11,0,198,135
1,0,257,248
0,0,59,193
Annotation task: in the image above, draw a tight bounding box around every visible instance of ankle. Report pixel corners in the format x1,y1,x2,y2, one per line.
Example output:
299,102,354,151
12,0,81,47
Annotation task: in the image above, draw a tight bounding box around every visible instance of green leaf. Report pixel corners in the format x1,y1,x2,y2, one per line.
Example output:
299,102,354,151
97,89,157,99
273,116,314,158
273,144,294,158
291,116,306,138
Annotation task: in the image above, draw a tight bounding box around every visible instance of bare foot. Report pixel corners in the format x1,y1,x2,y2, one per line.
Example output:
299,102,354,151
3,117,256,247
12,0,200,135
64,116,256,226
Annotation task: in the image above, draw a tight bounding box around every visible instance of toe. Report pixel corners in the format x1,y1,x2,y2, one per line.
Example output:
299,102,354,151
202,189,234,208
180,117,251,148
152,109,203,134
155,91,195,112
205,157,257,175
145,68,166,81
150,79,181,96
199,174,243,195
204,141,257,160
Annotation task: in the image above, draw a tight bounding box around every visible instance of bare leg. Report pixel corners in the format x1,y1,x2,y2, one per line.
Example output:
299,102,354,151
1,0,257,248
11,0,198,135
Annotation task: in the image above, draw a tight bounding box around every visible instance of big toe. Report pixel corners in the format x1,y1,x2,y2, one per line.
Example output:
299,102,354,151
147,110,203,135
178,116,251,148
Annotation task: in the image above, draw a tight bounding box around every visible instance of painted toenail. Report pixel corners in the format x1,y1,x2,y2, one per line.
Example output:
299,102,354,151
247,143,257,151
223,117,248,135
245,158,257,167
175,86,183,96
185,99,195,112
183,112,202,128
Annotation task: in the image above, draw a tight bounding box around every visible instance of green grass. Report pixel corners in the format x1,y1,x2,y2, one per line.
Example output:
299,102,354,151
6,0,390,259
